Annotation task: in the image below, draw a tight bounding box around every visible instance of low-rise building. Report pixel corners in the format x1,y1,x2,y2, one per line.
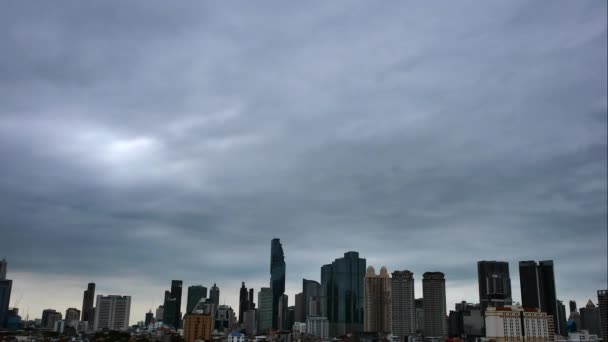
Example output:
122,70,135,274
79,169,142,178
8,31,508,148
183,313,213,342
485,306,549,342
307,316,329,340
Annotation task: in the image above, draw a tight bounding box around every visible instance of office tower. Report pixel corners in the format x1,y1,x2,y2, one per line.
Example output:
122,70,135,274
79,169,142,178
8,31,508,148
0,259,6,280
557,300,567,336
415,298,424,334
580,300,601,335
239,282,249,324
187,286,207,314
310,297,321,317
243,309,257,336
448,302,483,339
183,313,213,342
164,291,178,328
278,294,289,330
171,280,183,325
145,310,153,325
391,270,416,337
65,308,80,322
307,316,330,339
270,238,286,330
41,309,62,329
81,283,96,324
321,251,366,336
0,279,11,328
599,290,608,341
248,288,255,309
477,261,512,310
364,266,391,333
156,305,164,321
422,272,447,338
214,305,236,331
484,305,549,341
295,292,304,322
303,279,321,319
258,287,273,333
288,306,295,329
519,260,560,334
93,295,131,331
570,300,577,314
210,283,220,306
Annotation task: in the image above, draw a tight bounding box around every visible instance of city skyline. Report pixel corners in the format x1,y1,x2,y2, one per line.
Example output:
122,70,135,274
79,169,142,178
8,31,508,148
0,0,606,329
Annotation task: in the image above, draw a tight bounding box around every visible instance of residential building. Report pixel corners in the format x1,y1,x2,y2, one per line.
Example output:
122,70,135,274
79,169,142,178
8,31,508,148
519,260,560,335
239,282,249,324
598,290,607,342
81,283,96,324
415,298,424,335
485,305,549,342
580,300,601,335
41,309,62,330
0,279,12,328
93,295,131,331
391,270,416,338
321,251,366,336
187,285,207,314
65,307,80,326
259,287,273,333
478,261,512,310
210,283,220,306
271,238,286,330
307,316,330,339
364,266,391,333
423,272,447,338
303,279,321,319
183,313,213,342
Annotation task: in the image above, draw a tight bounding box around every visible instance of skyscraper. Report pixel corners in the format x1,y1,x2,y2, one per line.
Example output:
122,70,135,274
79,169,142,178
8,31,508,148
248,288,255,309
164,291,178,328
0,259,6,280
239,282,249,324
423,272,447,338
258,287,273,333
295,292,304,322
145,310,153,326
187,286,207,314
364,266,391,333
278,294,289,330
171,280,183,325
94,295,131,331
599,290,608,342
65,308,81,322
321,251,366,337
270,238,286,330
303,279,321,320
82,283,96,324
580,300,601,335
477,261,512,310
392,270,416,337
0,279,12,329
570,300,577,314
519,260,560,335
210,284,220,306
557,300,567,336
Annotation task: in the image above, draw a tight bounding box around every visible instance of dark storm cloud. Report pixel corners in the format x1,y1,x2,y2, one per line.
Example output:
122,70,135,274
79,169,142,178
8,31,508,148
0,0,606,318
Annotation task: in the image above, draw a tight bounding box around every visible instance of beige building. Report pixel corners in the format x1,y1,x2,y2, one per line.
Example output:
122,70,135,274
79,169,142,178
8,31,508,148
485,305,549,342
364,266,392,333
183,313,213,342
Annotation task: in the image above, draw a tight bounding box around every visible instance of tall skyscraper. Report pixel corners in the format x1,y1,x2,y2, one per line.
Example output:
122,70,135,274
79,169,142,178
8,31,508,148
0,259,6,280
364,266,391,333
210,284,220,306
239,282,249,324
580,300,601,335
477,261,512,310
599,290,608,342
570,300,577,314
557,300,567,336
187,286,207,314
258,287,273,333
295,292,304,322
392,270,416,337
171,280,183,325
0,279,12,328
82,283,96,324
321,251,366,337
164,291,178,328
519,260,560,335
93,295,131,331
422,272,447,338
303,279,321,320
248,288,255,309
270,238,286,330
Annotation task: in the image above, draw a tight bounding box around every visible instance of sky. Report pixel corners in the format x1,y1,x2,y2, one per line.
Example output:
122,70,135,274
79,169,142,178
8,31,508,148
0,1,606,323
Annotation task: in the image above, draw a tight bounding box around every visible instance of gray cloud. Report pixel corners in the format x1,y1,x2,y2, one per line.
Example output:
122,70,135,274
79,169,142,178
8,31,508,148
0,0,606,321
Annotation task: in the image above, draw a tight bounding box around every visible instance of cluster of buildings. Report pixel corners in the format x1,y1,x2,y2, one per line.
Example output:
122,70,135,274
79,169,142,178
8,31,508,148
0,241,607,342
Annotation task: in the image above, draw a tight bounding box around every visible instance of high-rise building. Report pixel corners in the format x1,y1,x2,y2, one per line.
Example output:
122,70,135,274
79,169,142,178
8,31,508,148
248,288,255,309
243,309,257,336
81,283,96,324
210,283,220,306
171,280,183,325
156,305,164,321
477,261,512,310
295,292,304,322
41,309,62,329
270,238,286,330
580,300,601,335
183,313,213,342
415,298,424,335
422,272,447,338
321,251,366,337
258,287,273,333
187,286,207,314
303,279,321,319
214,305,236,331
519,260,560,335
391,270,416,337
164,291,179,328
145,310,153,326
598,290,608,342
447,302,484,340
364,266,391,333
65,308,80,322
0,279,11,328
93,295,131,331
0,259,6,280
239,282,249,324
484,305,549,341
307,316,330,339
557,300,567,337
570,300,577,314
278,294,289,330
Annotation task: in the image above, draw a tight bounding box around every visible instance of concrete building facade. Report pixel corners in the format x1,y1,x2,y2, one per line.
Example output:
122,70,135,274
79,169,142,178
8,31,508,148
93,295,131,331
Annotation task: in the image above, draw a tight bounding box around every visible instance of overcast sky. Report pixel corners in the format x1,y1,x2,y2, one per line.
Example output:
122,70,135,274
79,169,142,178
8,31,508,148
1,1,606,323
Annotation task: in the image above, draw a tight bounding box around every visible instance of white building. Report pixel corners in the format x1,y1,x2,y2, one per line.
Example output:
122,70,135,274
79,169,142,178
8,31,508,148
485,305,549,342
94,295,132,331
307,316,329,339
567,330,600,342
228,332,247,342
54,320,65,333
